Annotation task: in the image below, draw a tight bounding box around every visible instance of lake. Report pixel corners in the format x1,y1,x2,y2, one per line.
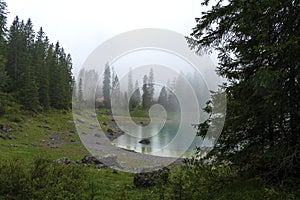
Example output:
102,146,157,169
112,122,203,158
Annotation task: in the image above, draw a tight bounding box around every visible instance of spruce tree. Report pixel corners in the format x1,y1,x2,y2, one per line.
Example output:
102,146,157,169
111,75,121,108
0,55,7,90
142,75,151,109
148,68,154,105
130,80,141,109
19,65,39,111
102,63,111,108
34,27,50,109
0,0,7,56
158,86,168,108
190,0,300,182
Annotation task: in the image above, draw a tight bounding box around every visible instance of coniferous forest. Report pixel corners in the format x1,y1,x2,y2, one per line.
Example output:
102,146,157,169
0,1,73,113
0,0,299,199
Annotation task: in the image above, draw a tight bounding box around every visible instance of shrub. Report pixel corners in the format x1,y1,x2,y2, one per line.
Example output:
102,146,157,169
0,158,87,200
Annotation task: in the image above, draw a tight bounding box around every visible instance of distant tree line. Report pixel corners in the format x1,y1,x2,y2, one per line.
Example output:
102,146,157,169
0,0,73,111
97,64,181,112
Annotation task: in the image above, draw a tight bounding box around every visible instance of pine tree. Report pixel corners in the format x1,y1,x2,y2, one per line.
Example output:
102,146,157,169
158,86,168,108
129,80,141,109
78,78,83,103
142,75,151,109
148,68,154,105
102,63,111,108
19,65,39,111
34,27,50,109
6,17,26,91
111,75,121,108
0,55,7,90
0,0,7,91
0,0,7,56
190,0,300,182
128,67,133,96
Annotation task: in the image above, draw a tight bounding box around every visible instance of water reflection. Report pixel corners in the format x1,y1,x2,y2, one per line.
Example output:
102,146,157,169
112,122,202,157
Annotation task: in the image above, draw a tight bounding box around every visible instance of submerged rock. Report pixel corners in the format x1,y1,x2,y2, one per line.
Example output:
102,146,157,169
139,138,150,144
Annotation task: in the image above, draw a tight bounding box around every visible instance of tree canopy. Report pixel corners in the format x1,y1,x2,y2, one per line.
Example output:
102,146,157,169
190,0,300,183
0,1,73,111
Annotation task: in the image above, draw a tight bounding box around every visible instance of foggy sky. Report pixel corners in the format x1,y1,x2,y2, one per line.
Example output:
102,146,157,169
7,0,208,76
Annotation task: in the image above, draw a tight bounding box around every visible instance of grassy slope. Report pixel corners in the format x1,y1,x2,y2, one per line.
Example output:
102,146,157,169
0,105,297,199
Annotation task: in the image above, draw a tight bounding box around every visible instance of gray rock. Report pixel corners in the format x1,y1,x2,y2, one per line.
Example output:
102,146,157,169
95,164,107,169
81,154,121,168
89,124,98,129
81,155,102,165
77,118,85,123
98,154,121,168
56,157,71,164
139,138,150,144
2,125,11,133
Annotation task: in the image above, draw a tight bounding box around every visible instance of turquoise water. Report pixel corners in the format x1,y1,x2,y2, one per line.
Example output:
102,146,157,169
112,122,203,157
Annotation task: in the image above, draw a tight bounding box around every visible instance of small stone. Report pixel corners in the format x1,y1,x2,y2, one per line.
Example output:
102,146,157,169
107,128,113,133
56,157,71,164
77,118,85,123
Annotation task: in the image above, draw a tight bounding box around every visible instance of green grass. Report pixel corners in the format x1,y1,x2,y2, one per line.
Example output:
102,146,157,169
0,109,89,162
0,106,298,199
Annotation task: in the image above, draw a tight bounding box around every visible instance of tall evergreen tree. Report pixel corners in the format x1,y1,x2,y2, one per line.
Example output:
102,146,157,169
6,17,26,91
78,78,83,103
142,75,151,109
19,65,39,111
111,75,121,108
0,55,7,90
128,67,133,96
0,0,7,56
190,0,300,182
129,80,141,109
158,86,168,108
102,63,111,108
34,27,50,109
148,68,154,104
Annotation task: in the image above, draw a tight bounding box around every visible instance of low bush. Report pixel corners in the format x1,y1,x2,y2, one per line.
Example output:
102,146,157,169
0,158,86,200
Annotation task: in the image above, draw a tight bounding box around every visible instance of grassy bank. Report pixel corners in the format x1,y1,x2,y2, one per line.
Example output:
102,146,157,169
0,105,298,199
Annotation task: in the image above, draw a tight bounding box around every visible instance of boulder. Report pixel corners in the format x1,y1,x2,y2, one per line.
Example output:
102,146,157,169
139,138,150,144
133,167,170,188
81,155,102,165
81,154,121,168
99,154,120,168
